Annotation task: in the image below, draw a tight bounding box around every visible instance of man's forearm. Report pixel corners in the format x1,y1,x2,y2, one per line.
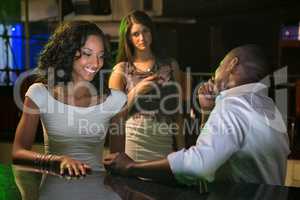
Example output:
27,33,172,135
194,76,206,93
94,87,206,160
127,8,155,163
128,158,176,183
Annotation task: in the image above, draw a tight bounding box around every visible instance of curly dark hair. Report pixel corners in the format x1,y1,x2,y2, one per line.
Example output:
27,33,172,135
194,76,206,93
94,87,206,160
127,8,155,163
36,21,111,95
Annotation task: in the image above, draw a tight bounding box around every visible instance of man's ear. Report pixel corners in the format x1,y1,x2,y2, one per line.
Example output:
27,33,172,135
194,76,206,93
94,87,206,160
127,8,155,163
228,57,239,72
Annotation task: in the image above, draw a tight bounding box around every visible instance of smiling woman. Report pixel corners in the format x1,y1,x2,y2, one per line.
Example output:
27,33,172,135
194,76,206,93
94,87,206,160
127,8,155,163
72,36,105,83
11,21,127,200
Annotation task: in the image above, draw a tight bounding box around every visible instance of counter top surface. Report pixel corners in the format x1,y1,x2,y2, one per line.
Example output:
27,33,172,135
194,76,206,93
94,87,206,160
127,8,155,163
0,164,299,200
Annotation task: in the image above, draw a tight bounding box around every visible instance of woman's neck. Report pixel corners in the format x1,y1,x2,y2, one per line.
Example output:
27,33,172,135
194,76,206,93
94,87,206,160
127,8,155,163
134,49,154,62
56,81,96,98
52,81,103,107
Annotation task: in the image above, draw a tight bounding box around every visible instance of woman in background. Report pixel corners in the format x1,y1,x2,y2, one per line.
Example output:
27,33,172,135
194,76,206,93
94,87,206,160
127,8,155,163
109,10,186,162
12,21,126,199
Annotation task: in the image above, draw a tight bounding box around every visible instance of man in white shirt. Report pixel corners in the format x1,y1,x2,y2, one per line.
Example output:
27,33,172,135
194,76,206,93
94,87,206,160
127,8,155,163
104,44,290,185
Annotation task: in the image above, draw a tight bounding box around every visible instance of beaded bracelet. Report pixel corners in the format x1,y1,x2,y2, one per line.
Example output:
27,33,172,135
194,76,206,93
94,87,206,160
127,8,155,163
34,153,56,171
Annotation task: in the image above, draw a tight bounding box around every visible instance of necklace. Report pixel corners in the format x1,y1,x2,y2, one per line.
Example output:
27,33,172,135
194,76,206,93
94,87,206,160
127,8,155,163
133,61,156,73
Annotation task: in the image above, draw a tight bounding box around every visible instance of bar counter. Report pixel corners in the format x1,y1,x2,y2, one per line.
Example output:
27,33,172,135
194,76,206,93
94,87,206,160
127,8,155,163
0,164,299,200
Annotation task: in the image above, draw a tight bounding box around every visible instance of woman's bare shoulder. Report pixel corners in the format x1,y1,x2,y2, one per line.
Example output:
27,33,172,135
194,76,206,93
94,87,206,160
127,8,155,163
113,62,127,72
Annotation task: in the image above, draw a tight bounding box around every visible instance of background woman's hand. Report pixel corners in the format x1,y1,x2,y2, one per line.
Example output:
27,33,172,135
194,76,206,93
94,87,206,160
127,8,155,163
133,75,158,95
59,155,91,177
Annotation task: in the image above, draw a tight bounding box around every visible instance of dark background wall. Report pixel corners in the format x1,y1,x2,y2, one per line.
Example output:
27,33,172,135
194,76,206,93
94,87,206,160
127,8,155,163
1,0,300,145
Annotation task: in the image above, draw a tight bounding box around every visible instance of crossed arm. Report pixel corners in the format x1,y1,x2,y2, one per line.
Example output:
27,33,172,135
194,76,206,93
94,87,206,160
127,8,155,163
108,61,189,152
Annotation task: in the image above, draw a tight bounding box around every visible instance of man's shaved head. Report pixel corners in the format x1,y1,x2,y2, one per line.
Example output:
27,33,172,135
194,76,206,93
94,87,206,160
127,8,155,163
229,44,271,83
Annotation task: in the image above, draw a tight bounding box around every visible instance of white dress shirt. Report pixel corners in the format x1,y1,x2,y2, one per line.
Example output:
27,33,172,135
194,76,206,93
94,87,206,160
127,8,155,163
167,83,290,185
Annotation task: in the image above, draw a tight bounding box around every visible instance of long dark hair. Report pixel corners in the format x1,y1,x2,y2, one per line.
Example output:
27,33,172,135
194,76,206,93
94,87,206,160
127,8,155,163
116,10,161,63
36,21,111,95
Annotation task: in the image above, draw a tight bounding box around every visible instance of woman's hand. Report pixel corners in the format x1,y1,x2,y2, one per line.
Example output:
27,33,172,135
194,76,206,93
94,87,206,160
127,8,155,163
58,156,91,177
133,75,158,95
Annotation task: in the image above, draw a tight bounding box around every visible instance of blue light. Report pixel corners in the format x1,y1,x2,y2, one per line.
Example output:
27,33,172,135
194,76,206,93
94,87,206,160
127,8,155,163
10,23,50,70
10,23,24,70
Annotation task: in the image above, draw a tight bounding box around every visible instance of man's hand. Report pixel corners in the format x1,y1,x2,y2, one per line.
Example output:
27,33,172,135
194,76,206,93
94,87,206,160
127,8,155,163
198,79,216,113
103,153,135,176
104,154,175,182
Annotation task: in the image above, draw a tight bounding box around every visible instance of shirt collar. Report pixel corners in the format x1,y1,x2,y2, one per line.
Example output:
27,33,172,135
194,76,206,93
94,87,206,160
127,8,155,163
216,82,268,101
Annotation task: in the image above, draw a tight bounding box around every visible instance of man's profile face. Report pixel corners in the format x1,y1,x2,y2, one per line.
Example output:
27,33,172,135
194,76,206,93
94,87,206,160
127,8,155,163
213,54,233,93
